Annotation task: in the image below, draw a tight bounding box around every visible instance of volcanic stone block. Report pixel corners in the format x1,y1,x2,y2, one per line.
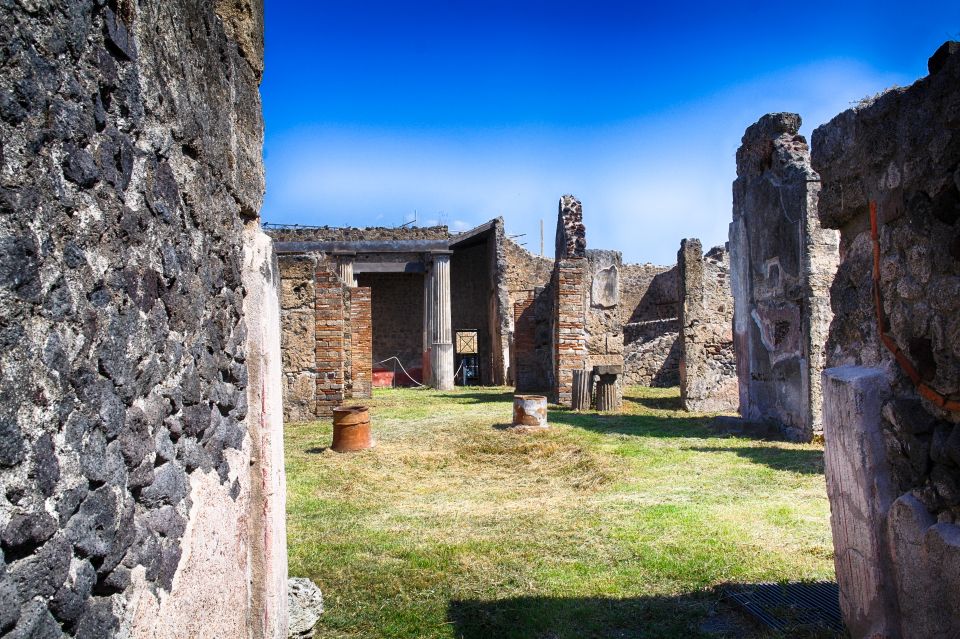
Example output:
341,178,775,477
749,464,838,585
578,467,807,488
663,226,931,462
0,0,288,635
556,195,586,259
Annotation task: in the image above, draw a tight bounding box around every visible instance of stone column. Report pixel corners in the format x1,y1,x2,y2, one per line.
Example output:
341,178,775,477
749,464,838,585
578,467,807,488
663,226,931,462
336,258,356,287
428,253,454,390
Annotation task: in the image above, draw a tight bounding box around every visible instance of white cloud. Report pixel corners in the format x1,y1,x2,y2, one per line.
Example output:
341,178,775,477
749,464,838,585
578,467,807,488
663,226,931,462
263,59,907,264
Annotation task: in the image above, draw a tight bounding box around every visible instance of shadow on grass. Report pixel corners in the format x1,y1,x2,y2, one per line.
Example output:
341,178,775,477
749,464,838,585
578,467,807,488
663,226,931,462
688,445,824,475
449,389,518,404
626,393,684,411
448,588,843,639
547,409,720,440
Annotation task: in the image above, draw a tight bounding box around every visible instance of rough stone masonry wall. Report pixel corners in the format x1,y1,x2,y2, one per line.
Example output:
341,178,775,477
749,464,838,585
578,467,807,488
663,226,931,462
730,113,839,441
620,262,681,387
0,0,288,637
585,249,624,405
811,42,960,638
678,240,738,412
279,256,318,422
266,224,451,243
504,238,553,387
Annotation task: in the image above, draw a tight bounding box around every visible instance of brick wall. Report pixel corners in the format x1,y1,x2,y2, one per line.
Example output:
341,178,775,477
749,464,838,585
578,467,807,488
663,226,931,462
349,287,373,399
314,263,345,416
513,292,538,391
554,259,588,405
356,272,424,373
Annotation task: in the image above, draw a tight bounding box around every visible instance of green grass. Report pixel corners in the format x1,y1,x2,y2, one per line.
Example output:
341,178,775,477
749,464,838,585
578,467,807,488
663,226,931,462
285,386,836,639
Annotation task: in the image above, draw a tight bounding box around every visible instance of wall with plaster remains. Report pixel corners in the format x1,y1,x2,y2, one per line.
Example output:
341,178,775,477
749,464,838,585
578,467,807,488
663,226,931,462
620,263,681,387
678,240,738,412
812,41,960,638
0,0,287,636
730,113,839,441
585,250,625,406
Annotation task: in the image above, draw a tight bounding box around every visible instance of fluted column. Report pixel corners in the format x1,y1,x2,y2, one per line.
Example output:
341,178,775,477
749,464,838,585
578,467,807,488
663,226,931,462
336,259,356,287
428,253,454,390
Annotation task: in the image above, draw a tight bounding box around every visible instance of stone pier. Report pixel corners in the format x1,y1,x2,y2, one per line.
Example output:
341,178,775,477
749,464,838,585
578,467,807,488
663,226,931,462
552,195,589,406
730,113,839,441
677,239,738,412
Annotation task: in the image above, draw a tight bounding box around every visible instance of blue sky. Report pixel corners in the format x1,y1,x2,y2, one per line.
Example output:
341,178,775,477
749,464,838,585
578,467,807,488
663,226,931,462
261,1,959,264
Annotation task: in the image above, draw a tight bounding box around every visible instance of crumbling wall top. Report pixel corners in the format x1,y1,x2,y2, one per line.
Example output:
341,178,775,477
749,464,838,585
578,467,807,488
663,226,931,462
555,195,586,259
736,112,816,182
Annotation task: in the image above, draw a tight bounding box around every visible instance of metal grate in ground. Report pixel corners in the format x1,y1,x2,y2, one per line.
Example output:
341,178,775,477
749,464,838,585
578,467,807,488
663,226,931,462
723,581,844,635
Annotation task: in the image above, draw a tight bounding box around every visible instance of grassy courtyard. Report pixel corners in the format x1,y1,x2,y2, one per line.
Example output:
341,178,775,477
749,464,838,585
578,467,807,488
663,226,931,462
285,386,835,638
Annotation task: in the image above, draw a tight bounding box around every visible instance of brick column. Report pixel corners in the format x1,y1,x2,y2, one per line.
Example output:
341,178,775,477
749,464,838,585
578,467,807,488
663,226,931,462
314,264,345,415
554,259,587,406
428,252,454,390
350,287,372,399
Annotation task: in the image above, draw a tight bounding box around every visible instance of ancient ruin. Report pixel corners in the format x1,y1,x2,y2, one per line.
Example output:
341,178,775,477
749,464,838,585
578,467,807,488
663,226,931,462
812,41,960,637
677,239,738,412
620,262,681,387
0,0,288,637
268,220,511,418
3,0,957,633
730,113,840,441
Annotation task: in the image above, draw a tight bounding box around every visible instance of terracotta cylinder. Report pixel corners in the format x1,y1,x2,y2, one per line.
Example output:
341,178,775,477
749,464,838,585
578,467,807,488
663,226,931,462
513,395,548,428
331,406,372,452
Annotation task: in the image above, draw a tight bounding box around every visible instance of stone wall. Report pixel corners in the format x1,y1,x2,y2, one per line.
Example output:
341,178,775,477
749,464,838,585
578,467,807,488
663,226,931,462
620,263,681,386
279,256,319,422
266,224,451,242
0,0,287,636
730,113,839,441
811,41,960,638
585,250,624,406
279,255,373,420
504,238,553,387
678,240,738,412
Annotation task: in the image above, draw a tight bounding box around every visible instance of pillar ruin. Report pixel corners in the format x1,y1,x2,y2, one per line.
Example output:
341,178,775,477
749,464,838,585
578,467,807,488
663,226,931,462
812,41,960,637
730,113,839,441
677,239,738,412
552,196,588,406
427,253,455,390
